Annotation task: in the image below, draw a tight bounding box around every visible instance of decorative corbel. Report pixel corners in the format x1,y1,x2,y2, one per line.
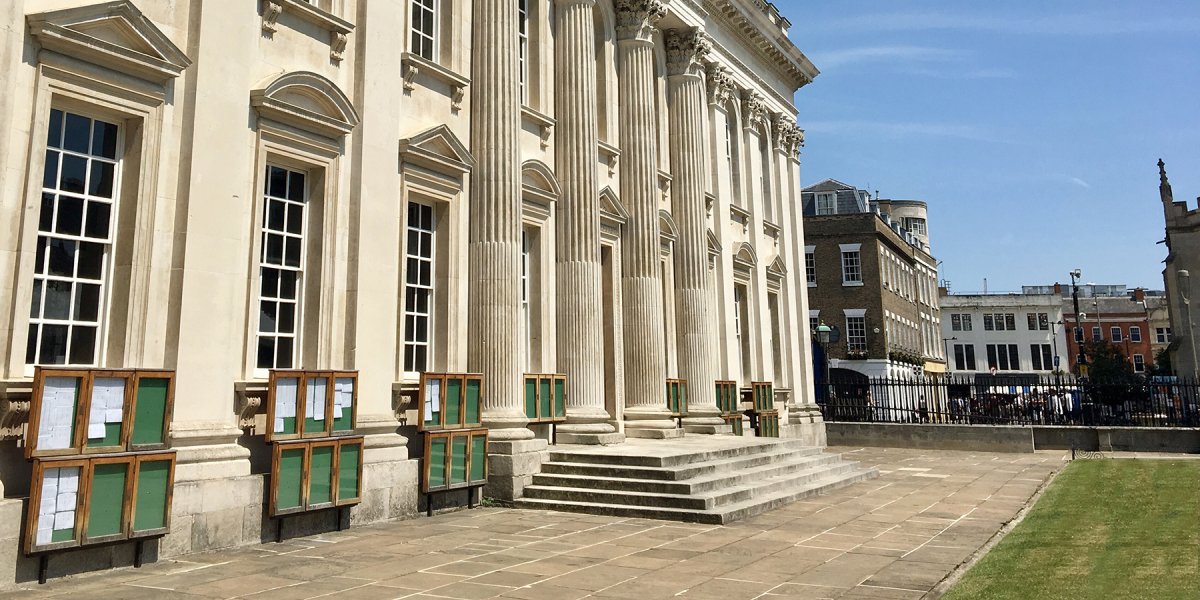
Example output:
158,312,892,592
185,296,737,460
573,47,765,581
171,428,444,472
402,63,418,93
330,31,348,62
234,380,269,430
0,381,32,440
261,0,283,33
392,381,419,425
451,84,466,111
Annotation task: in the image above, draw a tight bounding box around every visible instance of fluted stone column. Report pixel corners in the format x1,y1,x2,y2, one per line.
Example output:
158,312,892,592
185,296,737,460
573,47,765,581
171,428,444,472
554,0,620,443
471,0,533,443
665,29,724,432
614,0,677,438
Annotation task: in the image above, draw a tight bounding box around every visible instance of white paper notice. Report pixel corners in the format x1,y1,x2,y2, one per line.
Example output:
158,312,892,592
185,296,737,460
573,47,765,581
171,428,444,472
425,378,441,422
39,377,78,450
307,378,327,422
53,510,74,530
92,377,125,419
56,492,76,512
87,423,106,439
39,495,55,515
104,409,123,424
36,527,51,545
276,378,298,421
274,417,285,433
335,378,353,423
60,470,78,493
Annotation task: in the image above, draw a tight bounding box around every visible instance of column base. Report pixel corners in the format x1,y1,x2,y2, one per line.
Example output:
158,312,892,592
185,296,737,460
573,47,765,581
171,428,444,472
681,409,725,434
682,423,732,435
556,431,626,445
625,427,685,439
483,413,536,441
485,439,549,501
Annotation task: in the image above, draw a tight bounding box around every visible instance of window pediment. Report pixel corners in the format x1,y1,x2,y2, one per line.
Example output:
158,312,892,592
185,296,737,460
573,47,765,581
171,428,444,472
659,210,680,244
767,255,787,278
251,72,359,139
734,242,759,268
399,124,475,177
599,187,628,227
27,0,191,85
707,229,723,258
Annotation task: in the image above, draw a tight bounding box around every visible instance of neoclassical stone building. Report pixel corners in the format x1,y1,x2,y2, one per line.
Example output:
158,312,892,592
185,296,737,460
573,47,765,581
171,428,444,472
0,0,821,579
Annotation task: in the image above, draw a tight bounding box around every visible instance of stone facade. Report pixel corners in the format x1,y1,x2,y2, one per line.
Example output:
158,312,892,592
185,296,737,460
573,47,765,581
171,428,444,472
0,0,822,585
1159,160,1200,378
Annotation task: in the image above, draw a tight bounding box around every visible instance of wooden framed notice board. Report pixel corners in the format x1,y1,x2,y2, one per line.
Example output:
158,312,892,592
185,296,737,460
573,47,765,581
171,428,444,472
266,371,358,442
716,381,743,435
418,372,483,432
751,381,774,413
269,437,364,517
27,369,174,459
421,429,488,493
417,372,488,514
523,374,566,424
666,379,688,419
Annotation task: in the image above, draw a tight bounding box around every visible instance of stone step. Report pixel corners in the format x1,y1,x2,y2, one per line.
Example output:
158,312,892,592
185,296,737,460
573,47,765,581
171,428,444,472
523,460,862,511
515,466,878,524
540,445,824,481
545,437,815,468
532,452,843,495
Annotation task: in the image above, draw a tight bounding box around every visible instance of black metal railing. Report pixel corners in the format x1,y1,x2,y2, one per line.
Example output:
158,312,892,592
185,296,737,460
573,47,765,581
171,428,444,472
817,375,1200,427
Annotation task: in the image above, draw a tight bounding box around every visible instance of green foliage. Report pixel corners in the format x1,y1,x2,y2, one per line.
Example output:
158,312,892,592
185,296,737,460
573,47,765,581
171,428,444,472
945,460,1200,600
1153,348,1173,376
1080,340,1146,406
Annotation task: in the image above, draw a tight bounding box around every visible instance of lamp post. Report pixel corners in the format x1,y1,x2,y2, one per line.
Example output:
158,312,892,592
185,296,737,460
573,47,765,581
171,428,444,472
942,337,957,372
815,322,832,403
1070,269,1088,377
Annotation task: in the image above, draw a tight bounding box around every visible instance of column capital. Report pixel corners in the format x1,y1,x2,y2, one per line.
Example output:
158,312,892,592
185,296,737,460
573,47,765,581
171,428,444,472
665,27,710,77
741,90,765,130
615,0,666,42
773,113,792,147
706,63,734,106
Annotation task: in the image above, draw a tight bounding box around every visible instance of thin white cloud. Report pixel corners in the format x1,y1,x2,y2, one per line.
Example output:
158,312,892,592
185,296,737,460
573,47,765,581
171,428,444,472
808,45,962,68
810,12,1200,36
1068,176,1091,189
902,66,1018,80
803,120,1005,143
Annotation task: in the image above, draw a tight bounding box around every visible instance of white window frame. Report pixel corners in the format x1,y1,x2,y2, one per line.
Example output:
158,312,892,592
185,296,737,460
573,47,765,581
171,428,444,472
26,108,123,368
1133,353,1145,373
403,200,436,375
255,164,309,371
518,0,529,104
521,228,532,369
816,192,835,215
1110,326,1122,343
845,311,867,353
409,0,438,61
839,243,862,286
804,245,816,287
1129,326,1142,343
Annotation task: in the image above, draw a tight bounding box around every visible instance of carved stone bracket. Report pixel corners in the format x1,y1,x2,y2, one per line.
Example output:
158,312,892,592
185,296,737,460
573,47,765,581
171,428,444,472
599,140,621,177
741,90,765,130
392,381,419,425
261,0,283,33
614,0,666,42
0,380,33,440
522,106,555,150
401,52,470,112
330,31,348,62
233,380,268,430
665,27,711,77
707,63,734,107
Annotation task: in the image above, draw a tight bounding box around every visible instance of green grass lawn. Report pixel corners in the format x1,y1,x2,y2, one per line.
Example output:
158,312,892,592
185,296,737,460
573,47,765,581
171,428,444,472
945,459,1200,600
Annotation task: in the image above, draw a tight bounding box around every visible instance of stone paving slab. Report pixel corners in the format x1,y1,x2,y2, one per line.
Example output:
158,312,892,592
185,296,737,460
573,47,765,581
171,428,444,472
0,447,1064,599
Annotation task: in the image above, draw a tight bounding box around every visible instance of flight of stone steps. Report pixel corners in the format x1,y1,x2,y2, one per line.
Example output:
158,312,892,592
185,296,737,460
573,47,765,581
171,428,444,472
514,436,877,524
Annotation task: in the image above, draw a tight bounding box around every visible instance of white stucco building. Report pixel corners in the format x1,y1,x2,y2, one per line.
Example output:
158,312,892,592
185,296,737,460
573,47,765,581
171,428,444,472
938,291,1067,380
0,0,823,581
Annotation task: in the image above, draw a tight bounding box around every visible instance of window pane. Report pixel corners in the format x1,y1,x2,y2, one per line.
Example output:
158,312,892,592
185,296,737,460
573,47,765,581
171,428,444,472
77,241,105,280
68,326,96,365
60,155,87,193
279,270,297,300
265,233,284,265
286,204,303,235
43,280,72,320
85,201,111,239
256,337,275,369
74,283,101,322
278,303,295,334
56,195,84,236
268,166,287,198
88,161,115,198
91,120,119,159
284,236,302,268
268,200,285,231
287,171,305,202
26,326,38,364
44,151,60,189
30,280,43,319
261,267,279,298
276,337,293,367
39,193,55,232
39,324,69,364
47,109,63,148
63,113,91,153
259,301,278,333
47,239,76,277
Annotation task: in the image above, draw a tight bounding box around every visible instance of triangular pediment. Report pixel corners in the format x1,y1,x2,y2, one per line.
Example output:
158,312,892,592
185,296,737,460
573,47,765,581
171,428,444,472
27,1,191,84
767,255,787,277
599,187,629,225
399,124,474,176
707,229,722,256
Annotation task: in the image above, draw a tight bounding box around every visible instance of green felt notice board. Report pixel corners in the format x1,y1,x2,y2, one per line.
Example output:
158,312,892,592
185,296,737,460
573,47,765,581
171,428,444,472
420,373,484,432
422,429,488,493
25,452,176,555
266,371,358,442
757,411,780,438
523,374,567,424
270,437,363,517
28,368,175,458
723,413,745,436
666,379,688,418
752,382,774,413
715,380,740,416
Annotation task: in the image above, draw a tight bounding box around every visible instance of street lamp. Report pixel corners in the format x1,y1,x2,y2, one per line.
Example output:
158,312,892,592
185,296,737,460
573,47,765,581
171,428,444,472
942,337,957,372
1070,269,1088,377
815,322,832,403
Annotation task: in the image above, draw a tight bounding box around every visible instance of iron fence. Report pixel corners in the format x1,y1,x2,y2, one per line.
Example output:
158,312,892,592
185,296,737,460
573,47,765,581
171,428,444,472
817,375,1200,427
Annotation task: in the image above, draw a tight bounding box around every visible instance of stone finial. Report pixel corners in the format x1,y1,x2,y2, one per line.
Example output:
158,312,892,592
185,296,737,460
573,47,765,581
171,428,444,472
741,90,765,130
615,0,666,42
665,27,710,76
1159,158,1174,204
706,63,734,106
1159,158,1169,185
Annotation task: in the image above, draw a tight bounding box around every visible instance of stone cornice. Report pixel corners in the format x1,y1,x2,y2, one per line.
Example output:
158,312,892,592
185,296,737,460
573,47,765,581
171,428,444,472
615,0,666,42
695,0,818,89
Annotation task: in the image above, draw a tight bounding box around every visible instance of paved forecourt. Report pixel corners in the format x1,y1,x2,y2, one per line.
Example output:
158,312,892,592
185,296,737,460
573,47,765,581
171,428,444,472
0,447,1062,600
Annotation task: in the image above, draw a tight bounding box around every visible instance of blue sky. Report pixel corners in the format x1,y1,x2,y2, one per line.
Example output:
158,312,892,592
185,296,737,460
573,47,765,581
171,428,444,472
779,1,1200,292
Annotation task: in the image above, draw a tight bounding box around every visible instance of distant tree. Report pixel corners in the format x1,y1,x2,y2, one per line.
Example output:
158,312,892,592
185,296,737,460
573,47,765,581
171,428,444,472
1081,340,1146,407
1152,348,1173,376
